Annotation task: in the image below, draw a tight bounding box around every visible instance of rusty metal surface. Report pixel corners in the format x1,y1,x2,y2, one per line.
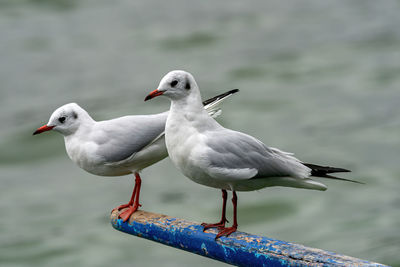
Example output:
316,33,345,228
111,210,387,267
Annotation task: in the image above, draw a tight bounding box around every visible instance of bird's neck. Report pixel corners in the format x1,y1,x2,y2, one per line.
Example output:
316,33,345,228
170,91,204,115
168,91,220,135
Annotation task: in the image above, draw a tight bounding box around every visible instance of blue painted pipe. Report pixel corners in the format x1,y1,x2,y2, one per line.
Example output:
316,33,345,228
111,210,387,267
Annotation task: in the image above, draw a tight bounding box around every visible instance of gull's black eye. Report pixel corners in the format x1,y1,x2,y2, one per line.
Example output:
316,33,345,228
170,80,178,87
58,116,66,123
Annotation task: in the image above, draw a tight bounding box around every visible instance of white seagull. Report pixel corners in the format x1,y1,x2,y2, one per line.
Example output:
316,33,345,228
145,70,360,239
33,89,239,222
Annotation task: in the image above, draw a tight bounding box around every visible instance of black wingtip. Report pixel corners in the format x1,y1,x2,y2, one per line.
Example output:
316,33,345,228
322,174,365,184
303,163,351,173
303,163,363,184
202,89,240,106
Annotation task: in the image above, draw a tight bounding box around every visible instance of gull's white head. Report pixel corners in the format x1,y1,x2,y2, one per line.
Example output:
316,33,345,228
33,103,91,136
145,70,199,102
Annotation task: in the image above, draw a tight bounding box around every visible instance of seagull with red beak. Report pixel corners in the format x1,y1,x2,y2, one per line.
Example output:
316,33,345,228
33,89,239,222
145,70,359,239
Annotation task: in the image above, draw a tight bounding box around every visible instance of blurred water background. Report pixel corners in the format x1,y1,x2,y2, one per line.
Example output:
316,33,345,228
1,0,400,266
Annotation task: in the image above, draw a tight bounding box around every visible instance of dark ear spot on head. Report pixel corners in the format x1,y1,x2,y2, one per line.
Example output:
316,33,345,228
185,81,191,90
72,112,78,119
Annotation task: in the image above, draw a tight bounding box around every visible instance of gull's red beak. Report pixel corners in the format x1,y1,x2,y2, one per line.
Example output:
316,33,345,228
144,89,164,101
33,124,55,135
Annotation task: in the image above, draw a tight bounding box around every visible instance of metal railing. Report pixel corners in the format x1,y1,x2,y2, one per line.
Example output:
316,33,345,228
111,210,387,267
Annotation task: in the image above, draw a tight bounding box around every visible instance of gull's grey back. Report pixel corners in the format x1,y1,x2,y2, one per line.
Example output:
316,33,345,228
206,129,310,179
94,112,168,163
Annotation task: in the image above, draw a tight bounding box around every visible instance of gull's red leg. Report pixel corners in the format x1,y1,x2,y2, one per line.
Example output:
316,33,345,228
118,173,142,222
132,173,142,211
112,176,137,212
216,191,238,239
202,189,229,230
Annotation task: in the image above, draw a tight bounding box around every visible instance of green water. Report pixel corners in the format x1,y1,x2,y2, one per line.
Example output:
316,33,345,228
1,0,399,266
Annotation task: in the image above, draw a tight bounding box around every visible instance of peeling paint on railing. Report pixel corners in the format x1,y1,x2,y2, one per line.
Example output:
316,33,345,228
111,210,387,267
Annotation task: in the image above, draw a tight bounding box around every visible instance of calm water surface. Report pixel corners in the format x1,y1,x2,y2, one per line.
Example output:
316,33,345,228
1,0,400,266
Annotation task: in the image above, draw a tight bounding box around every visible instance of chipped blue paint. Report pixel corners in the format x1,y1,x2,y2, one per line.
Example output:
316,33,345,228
111,210,387,267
